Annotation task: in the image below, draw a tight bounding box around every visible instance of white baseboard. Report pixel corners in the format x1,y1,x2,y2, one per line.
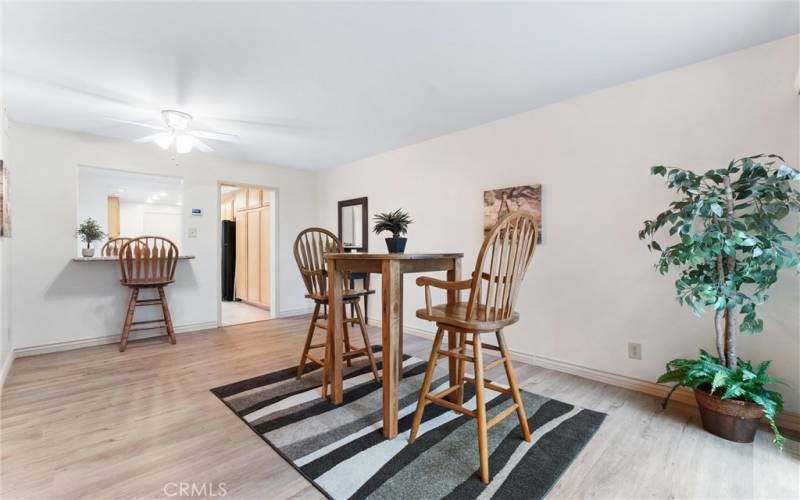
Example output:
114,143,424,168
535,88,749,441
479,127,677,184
0,348,14,392
12,311,314,358
374,320,800,433
13,321,219,358
275,307,315,319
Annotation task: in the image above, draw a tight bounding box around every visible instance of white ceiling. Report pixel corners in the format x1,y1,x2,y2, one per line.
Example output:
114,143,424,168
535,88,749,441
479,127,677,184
78,166,184,206
3,2,798,170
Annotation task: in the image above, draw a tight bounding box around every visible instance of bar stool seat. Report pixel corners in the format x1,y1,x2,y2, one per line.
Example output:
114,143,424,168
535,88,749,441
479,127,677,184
122,278,175,287
304,288,374,302
117,236,180,352
416,302,519,332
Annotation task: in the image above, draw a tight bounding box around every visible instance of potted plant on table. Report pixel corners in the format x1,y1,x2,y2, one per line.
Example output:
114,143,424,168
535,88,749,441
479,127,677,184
76,217,106,257
373,208,412,253
639,154,799,448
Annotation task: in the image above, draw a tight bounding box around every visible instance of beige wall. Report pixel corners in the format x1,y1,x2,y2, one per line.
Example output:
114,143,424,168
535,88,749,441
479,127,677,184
315,35,800,410
7,122,316,350
0,95,11,378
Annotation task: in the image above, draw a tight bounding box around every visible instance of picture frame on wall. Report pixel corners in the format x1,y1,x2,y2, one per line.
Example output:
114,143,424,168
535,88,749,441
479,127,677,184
0,160,9,238
483,184,542,243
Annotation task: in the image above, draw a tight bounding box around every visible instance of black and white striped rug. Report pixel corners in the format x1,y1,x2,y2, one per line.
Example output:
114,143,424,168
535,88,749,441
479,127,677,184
211,350,605,500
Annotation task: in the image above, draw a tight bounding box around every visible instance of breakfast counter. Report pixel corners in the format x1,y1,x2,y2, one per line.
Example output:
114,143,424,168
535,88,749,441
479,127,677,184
72,255,196,262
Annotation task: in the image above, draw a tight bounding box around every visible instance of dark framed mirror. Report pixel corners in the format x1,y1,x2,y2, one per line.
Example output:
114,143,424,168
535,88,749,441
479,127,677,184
338,197,368,252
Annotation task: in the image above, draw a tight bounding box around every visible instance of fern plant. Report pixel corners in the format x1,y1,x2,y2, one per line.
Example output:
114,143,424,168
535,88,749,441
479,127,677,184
373,209,412,238
658,351,786,447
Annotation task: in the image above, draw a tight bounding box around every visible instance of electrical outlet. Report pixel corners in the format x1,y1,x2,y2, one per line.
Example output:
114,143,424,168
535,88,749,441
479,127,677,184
628,342,642,360
188,227,198,238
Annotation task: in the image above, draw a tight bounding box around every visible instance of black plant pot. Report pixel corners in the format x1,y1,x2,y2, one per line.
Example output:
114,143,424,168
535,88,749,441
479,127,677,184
385,237,407,253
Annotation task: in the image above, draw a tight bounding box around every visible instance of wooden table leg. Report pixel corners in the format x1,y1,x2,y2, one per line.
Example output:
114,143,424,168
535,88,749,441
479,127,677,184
327,257,345,404
446,257,462,401
397,272,404,383
382,259,402,438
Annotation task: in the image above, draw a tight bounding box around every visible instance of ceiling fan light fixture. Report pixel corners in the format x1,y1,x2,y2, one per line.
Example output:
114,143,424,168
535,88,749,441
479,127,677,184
175,134,194,154
155,133,174,150
162,110,192,131
117,109,233,154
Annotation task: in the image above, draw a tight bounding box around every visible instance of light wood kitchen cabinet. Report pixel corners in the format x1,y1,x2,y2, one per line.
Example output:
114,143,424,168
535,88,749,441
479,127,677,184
247,188,262,209
221,198,235,221
224,186,272,309
235,215,247,300
107,196,120,238
234,189,247,213
234,204,271,309
259,205,271,305
246,209,261,302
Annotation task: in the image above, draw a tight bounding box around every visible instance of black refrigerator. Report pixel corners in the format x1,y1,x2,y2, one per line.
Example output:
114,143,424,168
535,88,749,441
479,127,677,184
221,220,236,301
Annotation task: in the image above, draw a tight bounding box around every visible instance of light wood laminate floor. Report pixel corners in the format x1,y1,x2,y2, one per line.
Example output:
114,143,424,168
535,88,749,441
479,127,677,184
2,316,798,499
221,301,272,326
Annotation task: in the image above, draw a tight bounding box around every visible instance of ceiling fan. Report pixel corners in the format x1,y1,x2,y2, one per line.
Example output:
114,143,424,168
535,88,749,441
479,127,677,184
109,110,239,154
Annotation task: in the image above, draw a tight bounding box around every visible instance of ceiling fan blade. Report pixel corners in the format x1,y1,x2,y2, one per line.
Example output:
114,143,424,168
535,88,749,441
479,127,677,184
190,129,239,143
191,137,214,153
201,115,306,131
107,117,167,131
134,133,164,143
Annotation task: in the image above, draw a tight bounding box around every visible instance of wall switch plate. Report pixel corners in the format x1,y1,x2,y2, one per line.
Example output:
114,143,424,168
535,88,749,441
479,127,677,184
628,342,642,360
188,227,198,238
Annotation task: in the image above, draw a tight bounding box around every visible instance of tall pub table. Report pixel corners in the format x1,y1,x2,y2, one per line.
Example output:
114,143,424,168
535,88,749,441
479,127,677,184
325,252,463,439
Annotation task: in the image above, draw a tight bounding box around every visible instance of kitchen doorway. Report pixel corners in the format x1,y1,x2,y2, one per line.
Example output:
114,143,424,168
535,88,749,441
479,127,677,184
218,183,276,326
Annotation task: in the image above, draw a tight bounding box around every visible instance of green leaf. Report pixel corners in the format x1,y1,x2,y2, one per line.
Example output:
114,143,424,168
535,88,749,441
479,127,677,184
711,370,728,393
710,203,723,217
651,165,668,176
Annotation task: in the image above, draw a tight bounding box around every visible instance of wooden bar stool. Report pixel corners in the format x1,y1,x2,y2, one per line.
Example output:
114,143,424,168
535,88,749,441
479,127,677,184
101,237,133,257
293,228,380,395
117,236,179,352
409,211,539,484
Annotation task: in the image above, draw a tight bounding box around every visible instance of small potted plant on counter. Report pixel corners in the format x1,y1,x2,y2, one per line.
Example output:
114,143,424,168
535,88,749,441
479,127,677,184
373,208,412,253
639,154,799,448
76,218,106,257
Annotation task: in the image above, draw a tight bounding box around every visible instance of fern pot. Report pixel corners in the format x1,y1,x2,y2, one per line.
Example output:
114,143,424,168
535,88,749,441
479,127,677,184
694,386,762,443
82,248,95,258
385,237,407,253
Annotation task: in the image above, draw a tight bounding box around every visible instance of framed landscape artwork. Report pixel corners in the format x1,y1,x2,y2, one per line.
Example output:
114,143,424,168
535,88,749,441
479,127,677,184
483,184,542,243
0,160,8,237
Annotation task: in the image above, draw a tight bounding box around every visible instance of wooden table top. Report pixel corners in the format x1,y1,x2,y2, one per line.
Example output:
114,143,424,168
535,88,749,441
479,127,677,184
325,252,462,260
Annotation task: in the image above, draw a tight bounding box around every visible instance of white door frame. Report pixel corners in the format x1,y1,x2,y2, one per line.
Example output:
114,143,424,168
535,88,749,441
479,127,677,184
216,181,279,327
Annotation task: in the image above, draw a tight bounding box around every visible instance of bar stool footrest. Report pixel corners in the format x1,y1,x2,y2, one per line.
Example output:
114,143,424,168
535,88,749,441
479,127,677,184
425,394,476,417
486,403,519,430
135,299,163,306
463,376,512,396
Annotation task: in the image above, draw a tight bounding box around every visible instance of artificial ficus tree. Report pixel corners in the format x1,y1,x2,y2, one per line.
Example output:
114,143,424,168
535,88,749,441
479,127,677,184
639,154,800,370
75,217,106,249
